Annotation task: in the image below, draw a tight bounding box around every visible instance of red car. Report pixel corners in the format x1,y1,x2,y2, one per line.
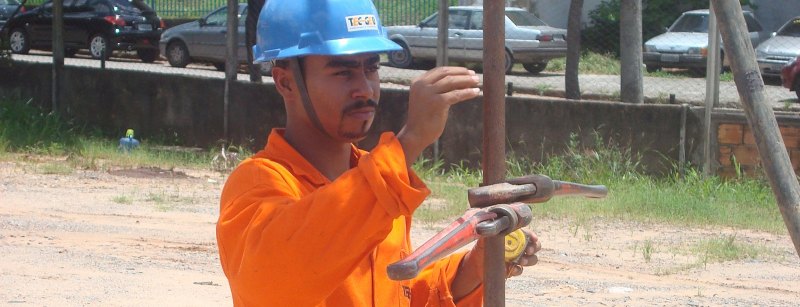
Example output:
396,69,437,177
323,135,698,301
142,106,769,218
782,56,800,99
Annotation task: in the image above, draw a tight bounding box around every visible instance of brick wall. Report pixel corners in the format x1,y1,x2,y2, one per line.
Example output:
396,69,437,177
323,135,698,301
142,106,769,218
717,123,800,178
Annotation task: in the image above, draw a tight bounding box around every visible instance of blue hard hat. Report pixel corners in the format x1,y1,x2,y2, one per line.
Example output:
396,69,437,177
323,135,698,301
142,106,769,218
253,0,401,63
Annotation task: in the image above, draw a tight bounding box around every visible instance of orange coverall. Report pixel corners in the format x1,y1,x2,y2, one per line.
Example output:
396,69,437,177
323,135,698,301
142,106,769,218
217,129,483,306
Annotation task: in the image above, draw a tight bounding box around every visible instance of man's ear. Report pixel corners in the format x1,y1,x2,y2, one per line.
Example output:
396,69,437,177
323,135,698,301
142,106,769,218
272,66,294,96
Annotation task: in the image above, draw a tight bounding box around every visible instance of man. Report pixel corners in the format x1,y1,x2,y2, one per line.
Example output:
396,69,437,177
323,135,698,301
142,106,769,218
216,0,541,305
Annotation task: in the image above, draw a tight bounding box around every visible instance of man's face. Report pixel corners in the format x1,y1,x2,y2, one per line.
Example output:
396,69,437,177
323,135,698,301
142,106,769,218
302,53,382,142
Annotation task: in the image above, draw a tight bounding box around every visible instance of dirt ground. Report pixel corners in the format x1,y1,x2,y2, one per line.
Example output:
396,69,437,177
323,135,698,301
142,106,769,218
1,158,799,306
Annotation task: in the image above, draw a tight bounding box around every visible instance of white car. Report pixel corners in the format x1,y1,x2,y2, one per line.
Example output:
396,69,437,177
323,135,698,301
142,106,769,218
644,9,766,73
756,16,800,77
385,6,567,74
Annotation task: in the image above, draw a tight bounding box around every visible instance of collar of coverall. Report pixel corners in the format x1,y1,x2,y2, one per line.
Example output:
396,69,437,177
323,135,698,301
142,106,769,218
288,57,332,139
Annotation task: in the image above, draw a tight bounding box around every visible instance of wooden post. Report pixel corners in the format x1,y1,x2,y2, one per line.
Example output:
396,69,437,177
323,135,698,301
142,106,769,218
711,0,800,257
224,0,238,141
52,0,64,112
481,1,507,306
704,3,721,176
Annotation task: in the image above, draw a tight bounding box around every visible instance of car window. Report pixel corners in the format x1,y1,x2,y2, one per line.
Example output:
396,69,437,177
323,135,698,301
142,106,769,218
671,14,707,33
205,7,227,26
0,0,21,5
743,13,763,32
505,10,547,27
239,6,247,26
469,12,483,30
447,10,470,30
420,13,438,28
89,0,112,14
778,18,800,37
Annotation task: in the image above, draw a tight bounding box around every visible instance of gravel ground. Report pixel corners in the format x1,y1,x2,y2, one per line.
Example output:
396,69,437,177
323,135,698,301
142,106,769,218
1,158,799,306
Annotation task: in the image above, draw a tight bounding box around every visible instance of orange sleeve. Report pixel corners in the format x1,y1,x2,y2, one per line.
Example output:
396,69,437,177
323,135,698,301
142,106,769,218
216,133,430,305
408,252,484,307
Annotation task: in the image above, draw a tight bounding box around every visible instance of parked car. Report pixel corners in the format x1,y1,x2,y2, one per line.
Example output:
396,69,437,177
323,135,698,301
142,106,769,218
159,4,269,73
643,9,766,73
781,56,800,99
4,0,163,62
0,0,25,31
385,6,567,74
756,16,800,77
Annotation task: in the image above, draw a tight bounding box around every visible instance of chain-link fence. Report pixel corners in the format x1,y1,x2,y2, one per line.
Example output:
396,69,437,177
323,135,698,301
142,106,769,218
3,0,800,107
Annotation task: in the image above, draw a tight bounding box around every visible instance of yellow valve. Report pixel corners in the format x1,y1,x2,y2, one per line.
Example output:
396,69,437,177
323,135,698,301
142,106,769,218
504,228,527,262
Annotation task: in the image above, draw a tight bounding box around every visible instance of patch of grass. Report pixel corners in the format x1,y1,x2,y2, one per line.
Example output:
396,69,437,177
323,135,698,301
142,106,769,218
642,240,655,262
546,51,621,75
691,234,766,265
414,131,783,234
37,162,74,175
0,97,233,171
112,195,134,205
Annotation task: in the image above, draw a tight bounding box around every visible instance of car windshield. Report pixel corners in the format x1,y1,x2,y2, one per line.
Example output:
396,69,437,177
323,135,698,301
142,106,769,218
778,19,800,37
670,14,708,33
505,10,547,27
0,0,21,5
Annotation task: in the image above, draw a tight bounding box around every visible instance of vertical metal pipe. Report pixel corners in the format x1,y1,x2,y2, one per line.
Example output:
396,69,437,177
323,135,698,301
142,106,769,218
434,0,450,161
481,1,506,306
52,0,64,112
224,0,238,141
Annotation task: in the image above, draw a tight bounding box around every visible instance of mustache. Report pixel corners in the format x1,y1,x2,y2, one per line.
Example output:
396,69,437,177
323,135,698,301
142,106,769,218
342,99,378,114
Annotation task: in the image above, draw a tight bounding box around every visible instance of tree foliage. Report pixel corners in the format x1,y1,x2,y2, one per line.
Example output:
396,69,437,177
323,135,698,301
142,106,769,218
582,0,756,57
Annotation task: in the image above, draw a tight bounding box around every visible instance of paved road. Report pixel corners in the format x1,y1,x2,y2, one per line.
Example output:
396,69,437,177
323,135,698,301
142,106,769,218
11,52,798,110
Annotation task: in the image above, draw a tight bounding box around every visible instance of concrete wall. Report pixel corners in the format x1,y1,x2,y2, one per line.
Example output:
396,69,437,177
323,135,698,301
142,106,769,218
0,61,709,175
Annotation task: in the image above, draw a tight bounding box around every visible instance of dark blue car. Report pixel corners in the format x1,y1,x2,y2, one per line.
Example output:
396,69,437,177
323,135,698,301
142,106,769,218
0,0,24,31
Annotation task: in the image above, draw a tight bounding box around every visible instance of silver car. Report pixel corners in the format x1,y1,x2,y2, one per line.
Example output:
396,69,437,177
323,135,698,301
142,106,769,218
756,16,800,77
644,9,766,73
159,4,268,72
385,6,567,74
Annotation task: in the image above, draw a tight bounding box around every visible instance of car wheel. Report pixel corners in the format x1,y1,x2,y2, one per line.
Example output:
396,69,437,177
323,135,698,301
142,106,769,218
213,62,225,71
137,49,158,63
523,62,547,74
504,49,514,74
388,41,413,69
89,34,111,60
8,28,30,54
645,65,661,73
166,41,190,68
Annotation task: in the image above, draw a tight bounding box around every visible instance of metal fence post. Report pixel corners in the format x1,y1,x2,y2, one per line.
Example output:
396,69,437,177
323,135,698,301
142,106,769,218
480,1,507,306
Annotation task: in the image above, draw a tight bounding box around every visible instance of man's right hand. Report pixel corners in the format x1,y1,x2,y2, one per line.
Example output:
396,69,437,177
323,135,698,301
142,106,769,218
397,67,481,167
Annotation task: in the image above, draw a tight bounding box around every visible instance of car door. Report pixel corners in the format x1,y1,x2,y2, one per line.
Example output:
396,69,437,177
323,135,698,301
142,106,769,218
404,13,440,59
459,10,485,62
193,6,228,59
62,0,88,48
445,9,470,61
28,1,53,47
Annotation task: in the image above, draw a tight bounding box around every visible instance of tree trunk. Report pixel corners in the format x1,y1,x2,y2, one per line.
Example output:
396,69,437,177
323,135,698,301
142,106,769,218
620,0,643,103
565,0,583,100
